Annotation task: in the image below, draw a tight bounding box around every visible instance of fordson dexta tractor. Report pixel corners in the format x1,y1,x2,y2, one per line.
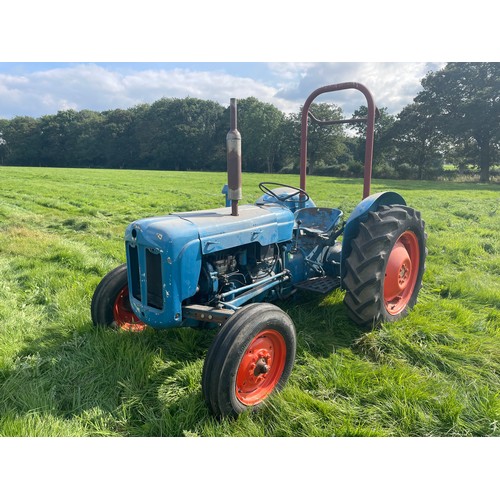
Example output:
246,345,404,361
91,83,427,418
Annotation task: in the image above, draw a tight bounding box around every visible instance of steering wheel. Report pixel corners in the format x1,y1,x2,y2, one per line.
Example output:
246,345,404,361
258,182,310,202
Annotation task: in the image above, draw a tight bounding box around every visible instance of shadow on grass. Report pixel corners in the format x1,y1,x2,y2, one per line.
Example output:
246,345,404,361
0,289,371,436
278,290,364,358
0,319,216,435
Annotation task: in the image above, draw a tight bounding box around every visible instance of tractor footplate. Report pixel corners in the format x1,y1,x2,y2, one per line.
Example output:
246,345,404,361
295,276,340,294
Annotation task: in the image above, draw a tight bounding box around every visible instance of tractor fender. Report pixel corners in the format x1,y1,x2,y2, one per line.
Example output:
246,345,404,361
340,191,406,277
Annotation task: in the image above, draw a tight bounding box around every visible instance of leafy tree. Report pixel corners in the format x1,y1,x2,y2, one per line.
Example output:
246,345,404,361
390,102,444,179
100,107,145,169
233,97,286,173
72,110,105,167
138,97,224,170
35,109,103,167
415,62,500,182
0,120,8,164
38,110,78,166
124,104,151,169
1,116,41,166
274,114,301,171
445,137,481,174
349,106,396,169
288,102,348,175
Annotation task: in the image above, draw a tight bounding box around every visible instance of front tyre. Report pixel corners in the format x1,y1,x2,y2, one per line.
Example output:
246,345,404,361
202,303,296,418
91,264,147,332
343,205,427,327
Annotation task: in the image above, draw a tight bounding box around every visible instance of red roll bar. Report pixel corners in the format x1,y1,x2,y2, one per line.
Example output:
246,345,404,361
299,82,376,200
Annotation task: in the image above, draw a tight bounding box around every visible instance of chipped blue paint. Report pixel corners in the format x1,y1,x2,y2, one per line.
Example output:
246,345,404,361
123,202,295,328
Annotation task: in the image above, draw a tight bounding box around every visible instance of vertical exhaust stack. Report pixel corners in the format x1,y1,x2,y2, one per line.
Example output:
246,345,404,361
227,98,242,216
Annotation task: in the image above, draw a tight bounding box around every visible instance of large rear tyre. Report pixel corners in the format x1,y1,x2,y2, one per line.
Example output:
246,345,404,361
343,205,427,327
202,303,296,418
91,264,147,332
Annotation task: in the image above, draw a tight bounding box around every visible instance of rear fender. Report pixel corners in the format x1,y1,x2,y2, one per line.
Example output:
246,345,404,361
341,191,406,276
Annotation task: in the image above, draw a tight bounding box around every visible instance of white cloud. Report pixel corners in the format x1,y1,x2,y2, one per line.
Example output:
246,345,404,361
273,62,447,115
0,64,286,118
267,63,317,81
0,62,446,119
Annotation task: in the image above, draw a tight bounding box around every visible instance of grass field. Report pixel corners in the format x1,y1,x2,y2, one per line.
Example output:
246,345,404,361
0,166,499,437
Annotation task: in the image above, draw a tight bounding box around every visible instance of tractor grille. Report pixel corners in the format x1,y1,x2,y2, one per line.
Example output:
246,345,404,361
146,249,163,309
129,245,141,302
127,244,164,310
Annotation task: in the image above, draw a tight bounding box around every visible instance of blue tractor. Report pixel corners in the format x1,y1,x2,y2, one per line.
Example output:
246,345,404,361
91,83,427,418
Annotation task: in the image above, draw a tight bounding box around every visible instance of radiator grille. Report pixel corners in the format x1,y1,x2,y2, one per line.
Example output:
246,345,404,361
127,244,164,310
128,245,141,302
146,249,163,309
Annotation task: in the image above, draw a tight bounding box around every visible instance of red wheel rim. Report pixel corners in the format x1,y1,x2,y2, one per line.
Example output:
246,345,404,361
235,329,287,406
113,285,147,332
384,231,420,315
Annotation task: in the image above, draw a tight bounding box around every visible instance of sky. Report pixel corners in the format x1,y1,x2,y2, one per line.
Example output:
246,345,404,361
1,2,493,122
0,61,447,120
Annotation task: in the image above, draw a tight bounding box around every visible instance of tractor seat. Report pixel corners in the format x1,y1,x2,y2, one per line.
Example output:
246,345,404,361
294,207,343,236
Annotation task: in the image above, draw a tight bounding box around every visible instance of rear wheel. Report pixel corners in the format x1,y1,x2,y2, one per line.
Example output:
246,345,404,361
91,264,147,332
202,303,296,418
343,205,427,326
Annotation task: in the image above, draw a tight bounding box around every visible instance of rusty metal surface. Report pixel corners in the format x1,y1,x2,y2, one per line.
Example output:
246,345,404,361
182,305,234,324
226,98,242,216
299,82,376,200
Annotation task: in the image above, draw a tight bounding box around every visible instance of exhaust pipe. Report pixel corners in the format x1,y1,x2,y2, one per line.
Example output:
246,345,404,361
227,98,242,216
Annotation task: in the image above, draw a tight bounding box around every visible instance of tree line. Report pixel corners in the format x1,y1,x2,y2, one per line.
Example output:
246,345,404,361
1,62,498,182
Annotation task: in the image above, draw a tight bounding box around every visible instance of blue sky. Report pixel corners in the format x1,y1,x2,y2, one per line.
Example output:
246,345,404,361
0,62,446,119
0,2,492,121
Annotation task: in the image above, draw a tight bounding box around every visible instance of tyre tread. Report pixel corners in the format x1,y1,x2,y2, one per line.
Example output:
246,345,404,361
202,303,296,418
343,205,427,327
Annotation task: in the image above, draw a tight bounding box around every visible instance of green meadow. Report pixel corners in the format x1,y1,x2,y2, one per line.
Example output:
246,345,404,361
0,166,499,436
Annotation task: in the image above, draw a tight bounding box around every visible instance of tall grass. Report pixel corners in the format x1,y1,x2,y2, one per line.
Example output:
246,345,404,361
0,167,499,436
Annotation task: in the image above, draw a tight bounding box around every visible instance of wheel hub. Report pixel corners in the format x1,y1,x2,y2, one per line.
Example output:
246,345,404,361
235,329,287,406
240,349,272,387
254,357,270,376
385,241,412,300
383,231,420,316
399,264,409,285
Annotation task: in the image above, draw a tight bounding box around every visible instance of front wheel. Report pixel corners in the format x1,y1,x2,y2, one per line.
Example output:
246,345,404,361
91,264,147,332
202,303,296,418
343,205,427,326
